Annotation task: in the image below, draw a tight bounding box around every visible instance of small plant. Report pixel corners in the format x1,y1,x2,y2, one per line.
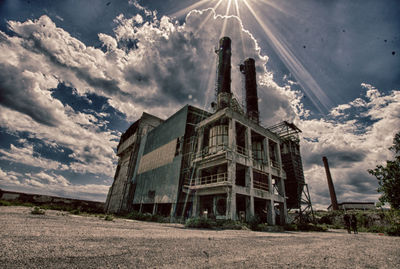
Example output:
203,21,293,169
185,217,217,229
0,200,12,206
31,206,45,215
69,209,81,215
104,215,114,221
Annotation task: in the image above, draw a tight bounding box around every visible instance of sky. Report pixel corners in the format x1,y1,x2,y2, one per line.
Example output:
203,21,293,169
0,0,399,210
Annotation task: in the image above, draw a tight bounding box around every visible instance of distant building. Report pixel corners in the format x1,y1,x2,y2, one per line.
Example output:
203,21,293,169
105,37,310,225
327,202,376,211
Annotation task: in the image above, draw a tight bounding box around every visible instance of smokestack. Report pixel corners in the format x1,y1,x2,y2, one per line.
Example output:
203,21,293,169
240,58,259,123
216,37,232,110
322,156,339,210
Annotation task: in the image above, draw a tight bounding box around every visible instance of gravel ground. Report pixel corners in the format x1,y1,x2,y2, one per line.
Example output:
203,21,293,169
1,206,399,268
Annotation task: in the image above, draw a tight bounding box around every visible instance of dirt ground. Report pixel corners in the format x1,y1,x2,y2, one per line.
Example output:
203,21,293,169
1,206,399,268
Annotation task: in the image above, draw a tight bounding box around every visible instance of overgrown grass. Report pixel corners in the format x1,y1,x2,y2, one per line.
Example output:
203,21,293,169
31,206,45,215
185,217,246,230
284,223,328,232
0,199,35,207
104,215,114,221
125,211,170,223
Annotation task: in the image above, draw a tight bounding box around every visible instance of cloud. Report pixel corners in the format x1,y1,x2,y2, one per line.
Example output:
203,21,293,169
300,86,400,209
0,168,109,202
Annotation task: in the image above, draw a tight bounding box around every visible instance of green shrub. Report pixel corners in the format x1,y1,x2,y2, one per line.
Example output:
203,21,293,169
31,206,45,215
0,200,12,206
185,217,217,229
104,215,114,221
69,209,81,215
216,219,244,230
284,223,298,231
247,215,261,231
386,224,400,236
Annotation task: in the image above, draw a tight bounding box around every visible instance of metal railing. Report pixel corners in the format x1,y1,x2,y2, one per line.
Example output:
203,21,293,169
253,180,269,191
188,172,228,186
236,145,250,156
270,159,280,168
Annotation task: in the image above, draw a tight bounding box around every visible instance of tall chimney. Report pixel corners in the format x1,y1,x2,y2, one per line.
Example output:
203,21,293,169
240,58,259,123
216,37,232,110
322,156,339,210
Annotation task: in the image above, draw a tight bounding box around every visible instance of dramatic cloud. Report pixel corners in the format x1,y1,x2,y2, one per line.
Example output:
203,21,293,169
300,85,400,209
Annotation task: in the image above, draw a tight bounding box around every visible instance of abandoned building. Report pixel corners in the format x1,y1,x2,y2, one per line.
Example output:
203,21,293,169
105,37,310,225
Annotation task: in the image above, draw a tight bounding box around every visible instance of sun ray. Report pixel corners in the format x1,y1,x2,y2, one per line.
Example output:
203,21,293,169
220,0,233,37
168,0,212,19
234,0,241,17
195,0,224,35
242,0,333,112
257,0,292,16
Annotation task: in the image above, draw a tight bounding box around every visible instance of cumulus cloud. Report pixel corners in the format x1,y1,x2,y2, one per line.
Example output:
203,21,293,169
0,168,109,201
300,86,400,209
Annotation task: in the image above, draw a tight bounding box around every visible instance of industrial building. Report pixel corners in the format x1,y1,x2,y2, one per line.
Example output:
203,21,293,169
105,37,310,225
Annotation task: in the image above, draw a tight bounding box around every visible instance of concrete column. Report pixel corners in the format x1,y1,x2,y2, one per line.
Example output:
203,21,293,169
246,127,252,159
262,137,268,164
192,194,199,217
280,202,287,225
277,140,283,170
228,118,236,149
153,203,158,215
169,203,176,221
245,196,255,221
265,139,271,165
197,128,204,157
279,177,286,197
267,199,276,225
226,189,236,220
228,160,236,185
268,174,273,194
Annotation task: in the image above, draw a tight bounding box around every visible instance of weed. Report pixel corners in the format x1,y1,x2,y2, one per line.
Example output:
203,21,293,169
0,200,12,206
104,215,114,221
185,217,217,229
31,206,45,215
69,209,81,215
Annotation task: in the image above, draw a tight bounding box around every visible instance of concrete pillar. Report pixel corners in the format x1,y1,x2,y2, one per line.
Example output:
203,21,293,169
268,174,273,194
228,160,236,185
197,128,204,157
192,194,199,217
228,118,236,150
169,203,175,221
246,126,252,159
226,189,236,220
262,137,268,164
246,196,255,221
265,139,270,166
153,203,158,215
267,199,276,225
277,140,283,170
280,202,287,225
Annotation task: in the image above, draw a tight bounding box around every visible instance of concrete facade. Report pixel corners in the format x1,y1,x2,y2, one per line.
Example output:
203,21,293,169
105,113,163,214
106,105,288,225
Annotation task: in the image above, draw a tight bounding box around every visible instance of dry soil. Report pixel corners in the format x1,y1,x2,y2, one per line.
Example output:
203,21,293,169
1,206,399,268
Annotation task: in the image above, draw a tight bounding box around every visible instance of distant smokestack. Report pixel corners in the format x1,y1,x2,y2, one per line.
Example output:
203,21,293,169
216,37,232,109
322,156,339,210
240,58,259,123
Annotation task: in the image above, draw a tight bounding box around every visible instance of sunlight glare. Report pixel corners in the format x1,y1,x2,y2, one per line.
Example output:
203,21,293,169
242,0,333,112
